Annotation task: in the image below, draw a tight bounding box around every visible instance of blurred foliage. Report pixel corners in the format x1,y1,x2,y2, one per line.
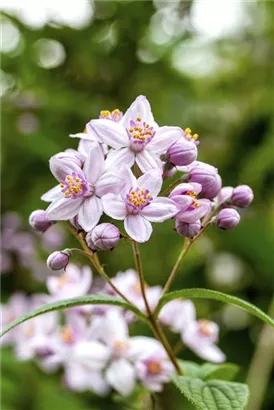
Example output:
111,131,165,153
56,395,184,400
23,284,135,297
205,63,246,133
1,0,274,409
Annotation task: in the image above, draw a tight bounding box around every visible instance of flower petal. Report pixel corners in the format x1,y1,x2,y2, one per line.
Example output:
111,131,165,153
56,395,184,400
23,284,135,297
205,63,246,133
105,147,135,171
121,95,156,128
100,310,128,345
49,154,81,182
147,126,183,154
73,341,110,370
46,197,83,221
120,166,137,196
69,132,96,141
105,359,136,396
137,169,163,197
41,185,62,202
124,214,152,243
176,198,211,223
169,195,193,211
102,194,127,220
96,172,125,197
83,142,104,184
88,119,128,149
78,196,103,231
190,344,226,363
141,197,179,222
135,150,162,173
170,183,202,198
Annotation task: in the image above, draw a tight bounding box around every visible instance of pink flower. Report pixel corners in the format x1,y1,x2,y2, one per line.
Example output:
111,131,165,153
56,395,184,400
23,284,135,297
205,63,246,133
46,264,92,300
42,142,124,231
159,299,196,333
169,182,211,223
0,293,29,345
182,319,226,363
134,340,174,392
88,95,183,172
102,167,179,242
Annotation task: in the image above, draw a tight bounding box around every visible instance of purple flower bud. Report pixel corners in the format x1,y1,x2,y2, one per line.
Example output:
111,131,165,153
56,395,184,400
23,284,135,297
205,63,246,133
189,163,221,199
231,185,254,208
216,208,240,230
217,186,233,204
176,219,201,238
70,215,83,231
86,223,120,251
29,210,53,232
167,139,198,166
47,250,70,271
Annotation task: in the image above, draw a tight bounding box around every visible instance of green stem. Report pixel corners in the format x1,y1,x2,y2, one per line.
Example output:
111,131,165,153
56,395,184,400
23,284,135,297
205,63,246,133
246,295,274,410
132,241,182,375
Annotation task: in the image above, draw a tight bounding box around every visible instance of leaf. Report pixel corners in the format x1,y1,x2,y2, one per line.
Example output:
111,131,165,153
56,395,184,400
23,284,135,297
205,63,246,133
0,294,147,337
199,363,239,382
172,376,249,410
155,288,274,327
179,361,239,382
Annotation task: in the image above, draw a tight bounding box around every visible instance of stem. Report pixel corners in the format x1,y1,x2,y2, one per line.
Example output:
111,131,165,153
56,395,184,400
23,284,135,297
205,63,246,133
161,238,191,296
246,295,274,410
132,241,182,375
64,223,132,306
161,176,183,196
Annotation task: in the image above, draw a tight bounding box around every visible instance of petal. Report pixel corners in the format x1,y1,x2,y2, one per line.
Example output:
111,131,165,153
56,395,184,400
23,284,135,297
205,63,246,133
135,150,162,173
121,95,156,128
120,166,137,196
147,126,183,154
41,185,62,202
191,344,226,363
73,341,110,370
64,363,89,391
87,371,110,396
104,147,135,171
169,195,193,211
89,119,128,149
100,310,128,344
69,132,96,141
102,194,127,220
105,359,136,396
96,172,125,197
77,196,103,231
128,337,163,361
124,214,152,243
83,142,104,184
176,199,211,223
46,197,83,221
170,183,202,198
141,197,179,222
136,168,163,197
49,155,81,182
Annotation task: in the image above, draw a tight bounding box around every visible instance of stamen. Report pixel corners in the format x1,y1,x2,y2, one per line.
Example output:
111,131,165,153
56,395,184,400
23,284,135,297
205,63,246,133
147,361,162,375
60,172,88,199
60,325,74,344
99,108,123,122
127,117,155,148
184,127,199,142
126,187,153,211
198,320,214,337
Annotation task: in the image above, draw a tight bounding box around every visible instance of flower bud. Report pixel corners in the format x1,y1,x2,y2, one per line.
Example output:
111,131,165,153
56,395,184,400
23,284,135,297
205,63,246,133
216,208,240,230
189,163,221,199
70,215,82,231
86,223,120,251
231,185,254,208
176,219,201,238
167,139,197,166
217,186,233,204
47,250,70,271
29,210,53,232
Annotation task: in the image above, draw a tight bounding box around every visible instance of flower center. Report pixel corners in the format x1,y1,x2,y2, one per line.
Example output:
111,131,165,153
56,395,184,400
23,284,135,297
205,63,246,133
147,361,162,375
198,320,215,337
184,127,199,142
60,172,90,199
60,325,74,344
127,117,155,152
113,340,128,357
24,323,34,337
186,190,200,208
126,187,152,211
58,273,69,289
99,108,122,122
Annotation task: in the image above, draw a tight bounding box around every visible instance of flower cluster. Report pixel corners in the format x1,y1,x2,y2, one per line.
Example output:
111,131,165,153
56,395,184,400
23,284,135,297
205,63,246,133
1,266,224,396
32,95,253,243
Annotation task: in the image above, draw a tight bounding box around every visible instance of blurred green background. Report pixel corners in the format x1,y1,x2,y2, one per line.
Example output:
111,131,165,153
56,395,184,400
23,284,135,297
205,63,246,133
1,1,274,409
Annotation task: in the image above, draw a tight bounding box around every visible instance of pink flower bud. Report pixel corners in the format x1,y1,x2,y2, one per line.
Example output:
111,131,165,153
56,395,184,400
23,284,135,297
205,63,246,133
216,208,240,230
29,210,53,232
189,163,221,199
47,250,70,271
86,223,120,251
176,219,201,238
231,185,254,208
167,139,197,166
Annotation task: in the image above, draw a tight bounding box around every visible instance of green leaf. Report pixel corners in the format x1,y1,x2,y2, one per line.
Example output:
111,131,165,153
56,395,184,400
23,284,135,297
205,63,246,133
199,363,239,382
0,294,147,337
172,376,249,410
155,288,274,327
179,361,239,382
